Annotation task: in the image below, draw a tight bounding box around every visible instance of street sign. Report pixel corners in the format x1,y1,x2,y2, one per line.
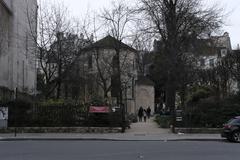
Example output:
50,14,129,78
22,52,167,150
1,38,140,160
176,110,183,122
176,117,183,122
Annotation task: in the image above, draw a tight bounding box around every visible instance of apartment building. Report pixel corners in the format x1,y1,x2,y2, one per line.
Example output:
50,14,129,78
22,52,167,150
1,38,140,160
0,0,37,100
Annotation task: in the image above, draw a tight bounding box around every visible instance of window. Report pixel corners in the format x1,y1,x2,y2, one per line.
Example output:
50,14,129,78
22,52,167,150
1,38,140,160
133,60,135,70
200,59,205,67
221,49,227,57
88,55,92,69
209,59,214,67
112,55,118,73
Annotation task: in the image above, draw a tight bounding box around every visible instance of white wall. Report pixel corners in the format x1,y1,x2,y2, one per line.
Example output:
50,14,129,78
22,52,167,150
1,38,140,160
0,0,37,95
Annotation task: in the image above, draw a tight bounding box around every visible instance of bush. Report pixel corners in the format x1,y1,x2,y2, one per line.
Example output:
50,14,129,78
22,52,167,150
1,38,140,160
87,111,122,127
187,86,214,104
184,95,240,128
127,113,138,123
155,115,171,128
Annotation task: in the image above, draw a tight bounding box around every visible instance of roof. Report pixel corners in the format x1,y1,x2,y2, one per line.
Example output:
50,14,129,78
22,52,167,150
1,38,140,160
0,0,13,15
233,50,240,54
136,76,155,86
84,35,137,53
154,32,232,57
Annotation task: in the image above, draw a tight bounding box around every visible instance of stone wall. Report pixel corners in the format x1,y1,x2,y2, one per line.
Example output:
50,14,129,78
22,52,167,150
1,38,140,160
0,127,122,133
135,84,155,114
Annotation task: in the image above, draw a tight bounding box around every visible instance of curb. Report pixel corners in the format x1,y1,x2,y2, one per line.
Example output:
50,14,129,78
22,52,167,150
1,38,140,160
0,137,224,142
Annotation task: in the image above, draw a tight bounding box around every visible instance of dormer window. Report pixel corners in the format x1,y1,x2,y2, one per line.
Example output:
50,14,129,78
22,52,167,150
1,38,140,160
221,49,227,57
88,55,92,69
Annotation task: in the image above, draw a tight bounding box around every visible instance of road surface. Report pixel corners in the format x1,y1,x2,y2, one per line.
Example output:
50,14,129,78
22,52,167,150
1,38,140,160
0,140,239,160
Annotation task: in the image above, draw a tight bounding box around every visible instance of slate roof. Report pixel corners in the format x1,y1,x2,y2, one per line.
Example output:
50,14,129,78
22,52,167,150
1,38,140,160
136,76,155,86
84,35,137,53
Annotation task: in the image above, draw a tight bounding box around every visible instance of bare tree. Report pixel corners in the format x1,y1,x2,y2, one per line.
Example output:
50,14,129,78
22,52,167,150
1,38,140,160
100,1,136,105
226,50,240,93
93,48,114,99
131,32,153,75
139,0,223,131
27,0,83,99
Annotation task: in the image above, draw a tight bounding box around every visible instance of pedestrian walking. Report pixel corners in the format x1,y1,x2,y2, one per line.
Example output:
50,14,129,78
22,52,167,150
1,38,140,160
143,109,147,122
138,107,143,122
147,106,151,119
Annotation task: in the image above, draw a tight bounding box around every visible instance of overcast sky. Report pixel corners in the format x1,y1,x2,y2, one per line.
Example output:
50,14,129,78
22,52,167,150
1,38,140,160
59,0,240,49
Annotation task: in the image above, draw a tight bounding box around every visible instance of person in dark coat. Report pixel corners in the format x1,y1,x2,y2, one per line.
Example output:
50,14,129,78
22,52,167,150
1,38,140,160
143,109,147,122
138,107,144,122
147,106,151,119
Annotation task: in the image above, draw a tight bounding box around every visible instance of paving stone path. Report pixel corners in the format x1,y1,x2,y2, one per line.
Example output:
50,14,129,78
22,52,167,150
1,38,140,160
126,116,170,135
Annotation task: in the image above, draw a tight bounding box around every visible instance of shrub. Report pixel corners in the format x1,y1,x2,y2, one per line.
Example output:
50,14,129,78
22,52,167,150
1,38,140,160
186,86,214,104
127,113,138,123
184,95,240,128
155,115,171,128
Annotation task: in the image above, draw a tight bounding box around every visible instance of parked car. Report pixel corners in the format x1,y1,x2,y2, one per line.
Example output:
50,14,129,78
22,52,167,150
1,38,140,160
221,116,240,142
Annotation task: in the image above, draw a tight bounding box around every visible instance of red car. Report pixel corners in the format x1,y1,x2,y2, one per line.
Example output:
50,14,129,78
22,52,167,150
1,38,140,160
221,116,240,142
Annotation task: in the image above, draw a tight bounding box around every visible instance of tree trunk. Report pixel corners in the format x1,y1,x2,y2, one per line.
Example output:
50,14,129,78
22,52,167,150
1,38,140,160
56,63,62,99
166,77,176,133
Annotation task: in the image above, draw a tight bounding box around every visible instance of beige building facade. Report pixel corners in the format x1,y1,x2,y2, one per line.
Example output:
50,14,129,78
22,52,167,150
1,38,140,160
135,77,155,114
80,35,155,114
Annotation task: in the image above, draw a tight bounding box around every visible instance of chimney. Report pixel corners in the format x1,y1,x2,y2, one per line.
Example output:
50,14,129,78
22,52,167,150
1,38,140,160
56,32,64,41
80,33,84,40
90,34,94,42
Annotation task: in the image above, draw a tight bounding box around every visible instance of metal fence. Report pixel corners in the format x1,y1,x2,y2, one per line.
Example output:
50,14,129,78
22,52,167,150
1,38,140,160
8,104,87,127
7,103,123,128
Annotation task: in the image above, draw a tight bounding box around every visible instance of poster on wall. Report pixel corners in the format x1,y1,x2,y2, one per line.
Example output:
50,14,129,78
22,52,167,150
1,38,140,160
0,107,8,120
89,106,110,113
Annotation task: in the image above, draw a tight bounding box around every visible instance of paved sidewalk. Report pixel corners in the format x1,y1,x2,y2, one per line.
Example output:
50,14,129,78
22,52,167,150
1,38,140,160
0,118,224,141
126,117,169,135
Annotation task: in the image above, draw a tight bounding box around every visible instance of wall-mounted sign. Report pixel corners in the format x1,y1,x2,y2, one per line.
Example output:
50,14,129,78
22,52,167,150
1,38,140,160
0,107,8,120
89,106,110,113
176,110,183,122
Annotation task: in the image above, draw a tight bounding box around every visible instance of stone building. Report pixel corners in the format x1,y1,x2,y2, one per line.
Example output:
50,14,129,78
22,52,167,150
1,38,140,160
198,32,232,69
80,36,137,111
78,35,155,114
0,0,37,101
197,32,239,94
135,76,155,115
